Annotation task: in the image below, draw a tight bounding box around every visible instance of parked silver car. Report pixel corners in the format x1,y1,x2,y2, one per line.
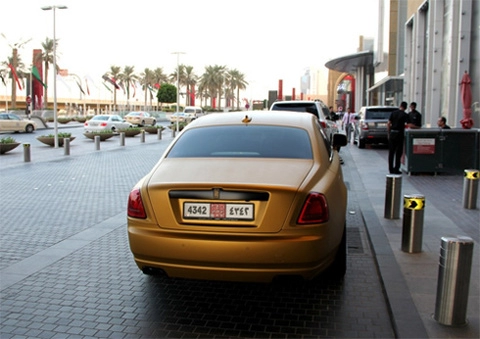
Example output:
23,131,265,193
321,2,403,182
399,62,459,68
354,106,398,148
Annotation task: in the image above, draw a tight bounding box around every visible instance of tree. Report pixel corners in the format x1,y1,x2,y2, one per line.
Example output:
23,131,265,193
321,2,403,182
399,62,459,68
37,37,57,108
140,68,155,109
119,65,138,109
227,69,248,110
157,83,176,107
184,66,197,106
103,65,121,110
198,65,225,109
1,50,26,109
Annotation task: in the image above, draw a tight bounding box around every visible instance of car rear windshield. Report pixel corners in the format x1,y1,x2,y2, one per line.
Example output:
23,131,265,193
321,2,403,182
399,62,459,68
271,103,319,118
365,108,396,120
167,125,313,159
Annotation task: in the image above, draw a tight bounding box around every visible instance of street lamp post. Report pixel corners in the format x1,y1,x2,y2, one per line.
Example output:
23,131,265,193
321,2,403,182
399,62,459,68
42,5,67,148
172,52,184,133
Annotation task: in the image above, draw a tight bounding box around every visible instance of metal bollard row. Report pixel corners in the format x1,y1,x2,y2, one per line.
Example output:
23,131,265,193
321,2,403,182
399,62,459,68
95,135,101,150
434,236,474,326
463,169,479,209
384,174,402,219
64,138,70,155
120,132,125,146
23,143,31,162
401,194,425,253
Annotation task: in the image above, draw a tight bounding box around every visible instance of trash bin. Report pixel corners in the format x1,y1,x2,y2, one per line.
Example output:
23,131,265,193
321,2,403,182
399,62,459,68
434,236,474,326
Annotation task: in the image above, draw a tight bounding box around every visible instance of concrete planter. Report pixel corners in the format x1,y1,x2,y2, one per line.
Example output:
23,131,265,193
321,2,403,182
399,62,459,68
83,132,114,141
0,142,20,154
37,136,75,147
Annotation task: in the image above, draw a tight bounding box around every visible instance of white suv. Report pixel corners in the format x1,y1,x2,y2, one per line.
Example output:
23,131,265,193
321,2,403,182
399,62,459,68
269,100,338,142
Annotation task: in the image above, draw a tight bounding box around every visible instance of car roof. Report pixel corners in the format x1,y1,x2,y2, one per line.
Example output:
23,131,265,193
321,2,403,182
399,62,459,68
187,111,316,129
360,106,397,109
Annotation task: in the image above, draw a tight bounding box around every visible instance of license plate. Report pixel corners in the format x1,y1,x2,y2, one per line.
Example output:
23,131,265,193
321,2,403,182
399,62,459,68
184,202,254,220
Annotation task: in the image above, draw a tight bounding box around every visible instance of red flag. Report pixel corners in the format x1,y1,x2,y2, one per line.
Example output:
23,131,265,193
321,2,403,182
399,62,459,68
8,63,22,90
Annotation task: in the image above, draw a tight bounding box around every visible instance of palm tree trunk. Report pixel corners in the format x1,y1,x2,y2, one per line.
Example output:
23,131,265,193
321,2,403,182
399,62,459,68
43,61,49,108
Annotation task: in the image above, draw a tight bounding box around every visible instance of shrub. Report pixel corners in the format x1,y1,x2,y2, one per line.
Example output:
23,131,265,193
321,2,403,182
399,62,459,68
0,136,17,144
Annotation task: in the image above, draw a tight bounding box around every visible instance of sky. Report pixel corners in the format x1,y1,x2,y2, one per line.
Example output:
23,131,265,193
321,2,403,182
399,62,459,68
1,0,379,104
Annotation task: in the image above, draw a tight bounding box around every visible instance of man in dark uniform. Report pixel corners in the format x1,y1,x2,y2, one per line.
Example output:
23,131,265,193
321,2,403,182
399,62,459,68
407,102,422,128
387,102,408,174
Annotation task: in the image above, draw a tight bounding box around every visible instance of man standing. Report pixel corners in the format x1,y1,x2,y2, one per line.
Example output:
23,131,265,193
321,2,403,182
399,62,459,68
437,116,451,129
387,102,408,174
407,102,422,128
329,106,338,121
341,108,355,143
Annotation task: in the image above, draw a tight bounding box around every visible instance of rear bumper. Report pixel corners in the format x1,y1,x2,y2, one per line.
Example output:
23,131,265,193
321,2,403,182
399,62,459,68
359,132,388,144
128,226,341,282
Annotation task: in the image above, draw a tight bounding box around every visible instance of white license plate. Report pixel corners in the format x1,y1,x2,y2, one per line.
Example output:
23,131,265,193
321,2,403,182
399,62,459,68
183,202,254,220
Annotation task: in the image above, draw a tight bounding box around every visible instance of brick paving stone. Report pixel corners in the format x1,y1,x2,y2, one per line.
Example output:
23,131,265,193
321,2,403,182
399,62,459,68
0,130,425,338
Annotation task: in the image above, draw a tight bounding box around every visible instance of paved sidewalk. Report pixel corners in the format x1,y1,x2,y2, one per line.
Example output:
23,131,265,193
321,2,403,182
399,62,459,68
343,143,479,338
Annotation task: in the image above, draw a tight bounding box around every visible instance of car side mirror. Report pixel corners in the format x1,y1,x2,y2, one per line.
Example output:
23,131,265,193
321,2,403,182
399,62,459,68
332,133,347,151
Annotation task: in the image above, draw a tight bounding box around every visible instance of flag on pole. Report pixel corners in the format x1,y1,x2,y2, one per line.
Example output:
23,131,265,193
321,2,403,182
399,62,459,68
8,63,22,90
102,82,113,92
102,75,120,90
57,74,70,90
84,77,90,95
32,66,47,88
75,80,85,95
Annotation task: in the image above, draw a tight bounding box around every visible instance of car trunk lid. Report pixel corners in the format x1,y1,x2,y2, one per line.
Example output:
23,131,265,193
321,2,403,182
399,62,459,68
145,158,314,233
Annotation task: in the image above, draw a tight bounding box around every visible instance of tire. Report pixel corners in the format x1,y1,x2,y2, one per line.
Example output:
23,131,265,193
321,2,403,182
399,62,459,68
140,120,145,127
328,225,347,280
358,139,366,149
25,124,34,133
152,120,156,126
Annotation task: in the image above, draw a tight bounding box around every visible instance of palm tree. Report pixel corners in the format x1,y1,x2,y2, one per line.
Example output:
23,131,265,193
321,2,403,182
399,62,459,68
153,67,169,85
1,50,26,109
152,68,169,109
198,65,226,109
140,68,155,110
38,37,57,108
119,65,138,109
170,64,187,109
104,65,121,110
183,66,197,106
227,69,248,110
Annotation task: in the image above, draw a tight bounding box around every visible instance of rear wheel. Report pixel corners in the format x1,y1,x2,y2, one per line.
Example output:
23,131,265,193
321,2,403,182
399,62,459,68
25,124,34,133
327,225,347,280
358,139,366,149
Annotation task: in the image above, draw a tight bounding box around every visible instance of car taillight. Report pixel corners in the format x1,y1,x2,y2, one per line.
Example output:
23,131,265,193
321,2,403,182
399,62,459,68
320,121,327,129
297,192,329,224
84,122,88,126
101,122,108,127
128,188,147,219
361,122,369,130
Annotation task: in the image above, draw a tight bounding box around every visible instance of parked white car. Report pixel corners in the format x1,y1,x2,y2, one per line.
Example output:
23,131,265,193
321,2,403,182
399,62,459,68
84,115,132,132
